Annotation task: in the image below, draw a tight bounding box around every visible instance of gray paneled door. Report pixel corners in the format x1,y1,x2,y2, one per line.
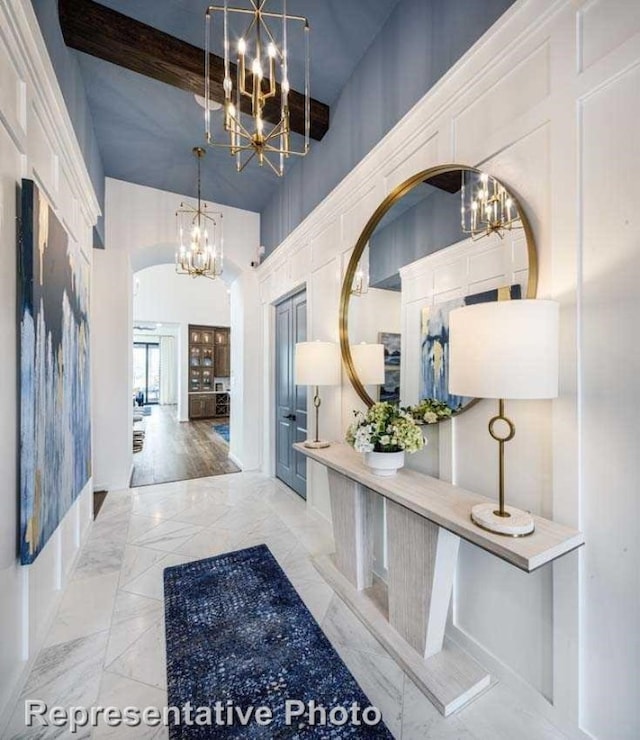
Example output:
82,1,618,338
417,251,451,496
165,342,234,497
275,289,307,498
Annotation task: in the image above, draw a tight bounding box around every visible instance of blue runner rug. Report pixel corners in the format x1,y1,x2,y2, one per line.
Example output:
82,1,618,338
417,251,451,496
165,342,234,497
164,545,392,738
212,422,230,443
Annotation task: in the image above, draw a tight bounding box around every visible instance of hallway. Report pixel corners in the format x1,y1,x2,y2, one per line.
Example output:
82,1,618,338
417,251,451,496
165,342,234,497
132,405,238,487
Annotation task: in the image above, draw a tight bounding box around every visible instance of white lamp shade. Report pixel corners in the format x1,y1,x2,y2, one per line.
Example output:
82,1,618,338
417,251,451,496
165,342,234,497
295,341,341,386
351,342,385,385
449,300,559,400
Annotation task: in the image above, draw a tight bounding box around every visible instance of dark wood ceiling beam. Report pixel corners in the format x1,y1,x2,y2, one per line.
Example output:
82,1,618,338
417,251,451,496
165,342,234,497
426,171,462,194
58,0,329,141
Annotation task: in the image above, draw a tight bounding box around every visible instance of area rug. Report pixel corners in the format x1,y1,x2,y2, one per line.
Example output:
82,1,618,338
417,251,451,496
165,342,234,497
212,422,230,442
164,545,392,738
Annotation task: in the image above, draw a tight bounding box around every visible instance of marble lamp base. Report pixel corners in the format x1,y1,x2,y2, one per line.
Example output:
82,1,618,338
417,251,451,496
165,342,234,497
304,439,331,449
471,503,535,537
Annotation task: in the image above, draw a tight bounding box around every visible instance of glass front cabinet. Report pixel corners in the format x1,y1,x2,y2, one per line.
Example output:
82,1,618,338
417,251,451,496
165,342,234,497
188,324,231,420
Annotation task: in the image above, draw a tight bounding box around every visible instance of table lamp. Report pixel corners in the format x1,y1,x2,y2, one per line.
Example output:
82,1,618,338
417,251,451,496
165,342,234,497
351,342,385,386
295,341,341,448
449,300,559,536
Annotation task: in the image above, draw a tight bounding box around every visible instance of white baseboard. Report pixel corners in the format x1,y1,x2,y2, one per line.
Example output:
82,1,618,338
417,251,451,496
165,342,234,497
447,624,590,740
0,514,94,736
92,463,134,492
228,452,244,470
307,498,332,525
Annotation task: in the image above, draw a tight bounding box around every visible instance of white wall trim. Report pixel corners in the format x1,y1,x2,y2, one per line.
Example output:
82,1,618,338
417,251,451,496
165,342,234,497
250,0,640,734
227,452,244,470
0,0,99,725
447,623,592,740
1,0,101,227
0,485,94,733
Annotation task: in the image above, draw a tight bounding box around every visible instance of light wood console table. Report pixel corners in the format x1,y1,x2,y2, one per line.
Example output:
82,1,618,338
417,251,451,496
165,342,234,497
294,442,584,716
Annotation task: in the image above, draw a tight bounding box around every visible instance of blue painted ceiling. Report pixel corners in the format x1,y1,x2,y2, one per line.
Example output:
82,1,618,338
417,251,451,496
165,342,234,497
70,0,402,213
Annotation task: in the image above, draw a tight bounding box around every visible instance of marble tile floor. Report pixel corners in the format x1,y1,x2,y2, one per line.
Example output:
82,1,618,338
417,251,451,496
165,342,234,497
3,473,570,739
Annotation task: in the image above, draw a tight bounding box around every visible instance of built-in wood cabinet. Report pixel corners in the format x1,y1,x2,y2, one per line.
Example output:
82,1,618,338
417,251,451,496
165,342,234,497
189,394,216,419
213,328,230,377
215,393,230,417
188,324,230,420
214,347,230,377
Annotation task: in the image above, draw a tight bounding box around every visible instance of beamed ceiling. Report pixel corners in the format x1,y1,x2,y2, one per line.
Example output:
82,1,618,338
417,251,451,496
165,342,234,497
55,0,402,214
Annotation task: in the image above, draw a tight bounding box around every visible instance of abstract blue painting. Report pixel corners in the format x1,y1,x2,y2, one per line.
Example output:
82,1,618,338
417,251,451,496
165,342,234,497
19,180,92,565
378,331,401,403
420,284,521,412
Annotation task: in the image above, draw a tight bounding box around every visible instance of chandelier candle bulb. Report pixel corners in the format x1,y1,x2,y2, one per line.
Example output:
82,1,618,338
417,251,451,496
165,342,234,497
175,147,223,280
461,170,523,240
205,0,311,175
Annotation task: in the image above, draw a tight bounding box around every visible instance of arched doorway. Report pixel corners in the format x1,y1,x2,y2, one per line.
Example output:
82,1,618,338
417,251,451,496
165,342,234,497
129,244,244,486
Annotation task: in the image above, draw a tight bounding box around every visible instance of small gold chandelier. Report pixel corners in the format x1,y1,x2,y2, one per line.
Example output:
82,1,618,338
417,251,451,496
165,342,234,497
460,171,522,240
204,0,310,176
175,147,224,280
351,244,370,296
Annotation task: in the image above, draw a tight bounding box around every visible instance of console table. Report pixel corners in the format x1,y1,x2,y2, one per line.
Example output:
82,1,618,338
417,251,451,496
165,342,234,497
294,442,584,716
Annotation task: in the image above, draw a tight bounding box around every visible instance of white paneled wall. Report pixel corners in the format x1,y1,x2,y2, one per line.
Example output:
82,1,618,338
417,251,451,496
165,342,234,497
92,247,133,491
254,0,640,736
0,0,100,727
579,54,640,739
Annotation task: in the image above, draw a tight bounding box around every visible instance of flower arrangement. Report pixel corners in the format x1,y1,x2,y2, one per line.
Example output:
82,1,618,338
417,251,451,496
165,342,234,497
346,402,425,454
405,398,454,425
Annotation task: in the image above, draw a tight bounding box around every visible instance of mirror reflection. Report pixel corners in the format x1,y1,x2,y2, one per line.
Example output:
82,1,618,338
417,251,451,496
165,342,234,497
344,166,537,418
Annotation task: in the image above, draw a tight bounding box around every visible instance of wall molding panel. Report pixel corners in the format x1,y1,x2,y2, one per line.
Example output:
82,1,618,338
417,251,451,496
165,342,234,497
0,0,100,728
0,30,26,148
255,0,640,736
1,0,100,232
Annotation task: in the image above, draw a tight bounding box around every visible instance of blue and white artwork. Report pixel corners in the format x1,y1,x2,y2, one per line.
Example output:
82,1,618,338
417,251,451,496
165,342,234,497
378,332,401,403
420,284,521,411
19,179,92,565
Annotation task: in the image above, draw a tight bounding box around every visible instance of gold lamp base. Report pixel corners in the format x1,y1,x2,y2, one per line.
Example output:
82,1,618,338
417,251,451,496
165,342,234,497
471,503,534,537
304,440,331,449
469,399,534,538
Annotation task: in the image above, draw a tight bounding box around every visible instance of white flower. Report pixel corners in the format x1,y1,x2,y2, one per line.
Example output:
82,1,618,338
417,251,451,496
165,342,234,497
353,425,374,453
345,401,425,454
423,411,438,424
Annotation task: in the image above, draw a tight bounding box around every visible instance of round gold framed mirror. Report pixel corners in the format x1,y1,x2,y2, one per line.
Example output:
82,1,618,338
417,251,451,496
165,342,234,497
340,164,538,414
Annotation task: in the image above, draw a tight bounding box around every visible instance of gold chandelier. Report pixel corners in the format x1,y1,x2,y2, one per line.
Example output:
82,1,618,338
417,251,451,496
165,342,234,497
351,244,370,296
204,0,310,176
460,171,522,240
175,147,224,280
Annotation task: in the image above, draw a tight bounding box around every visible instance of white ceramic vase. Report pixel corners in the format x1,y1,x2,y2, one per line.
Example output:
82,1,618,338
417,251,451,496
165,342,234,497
364,450,405,476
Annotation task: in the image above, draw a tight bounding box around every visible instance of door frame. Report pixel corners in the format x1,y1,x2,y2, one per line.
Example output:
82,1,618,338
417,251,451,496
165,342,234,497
265,283,307,481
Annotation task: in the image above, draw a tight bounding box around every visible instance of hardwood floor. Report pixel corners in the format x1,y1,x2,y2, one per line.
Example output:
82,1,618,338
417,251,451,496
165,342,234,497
131,404,239,487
